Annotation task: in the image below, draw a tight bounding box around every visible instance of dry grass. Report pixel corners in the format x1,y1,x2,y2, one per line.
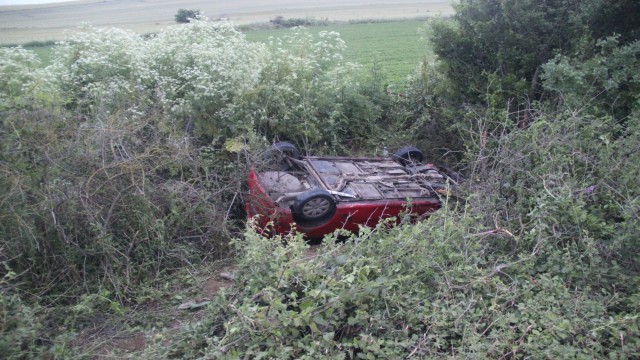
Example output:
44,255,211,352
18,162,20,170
0,0,453,44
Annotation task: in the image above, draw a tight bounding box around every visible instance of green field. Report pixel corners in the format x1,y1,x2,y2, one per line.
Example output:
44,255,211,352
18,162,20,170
246,21,428,84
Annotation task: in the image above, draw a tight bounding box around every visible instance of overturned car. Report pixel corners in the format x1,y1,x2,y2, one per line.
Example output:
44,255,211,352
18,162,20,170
246,142,457,238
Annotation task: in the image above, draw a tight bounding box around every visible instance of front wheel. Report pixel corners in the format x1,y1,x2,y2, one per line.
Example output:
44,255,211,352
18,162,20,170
292,188,336,225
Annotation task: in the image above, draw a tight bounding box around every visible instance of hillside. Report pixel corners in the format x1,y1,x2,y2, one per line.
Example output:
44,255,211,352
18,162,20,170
0,0,453,44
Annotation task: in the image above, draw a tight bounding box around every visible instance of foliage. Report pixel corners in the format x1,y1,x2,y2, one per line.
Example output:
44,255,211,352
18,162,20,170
225,28,391,152
0,21,393,307
245,20,429,85
2,10,640,357
542,36,640,123
0,107,240,302
0,280,44,360
586,0,640,44
52,25,145,112
174,9,201,24
162,9,640,358
168,202,639,358
0,21,399,354
0,46,58,110
384,55,466,164
269,16,315,28
48,21,395,149
428,0,591,104
142,21,266,140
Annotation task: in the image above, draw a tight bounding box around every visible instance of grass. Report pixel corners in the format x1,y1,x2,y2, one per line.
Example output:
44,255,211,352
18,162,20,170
245,20,429,84
17,40,56,65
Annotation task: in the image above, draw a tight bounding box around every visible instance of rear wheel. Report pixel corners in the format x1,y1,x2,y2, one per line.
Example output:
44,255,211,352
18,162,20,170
292,188,336,225
437,165,463,184
270,141,301,160
263,141,301,170
394,146,424,166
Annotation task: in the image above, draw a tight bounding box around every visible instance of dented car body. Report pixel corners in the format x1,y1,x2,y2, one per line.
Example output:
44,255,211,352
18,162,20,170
246,143,455,238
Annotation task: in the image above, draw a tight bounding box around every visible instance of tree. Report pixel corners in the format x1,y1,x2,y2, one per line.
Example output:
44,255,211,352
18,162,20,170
175,9,201,23
429,0,590,103
587,0,640,44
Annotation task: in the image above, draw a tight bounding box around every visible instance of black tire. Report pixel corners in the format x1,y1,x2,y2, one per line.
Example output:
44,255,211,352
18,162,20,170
437,165,463,184
270,141,301,160
292,188,336,224
394,146,424,166
262,141,301,170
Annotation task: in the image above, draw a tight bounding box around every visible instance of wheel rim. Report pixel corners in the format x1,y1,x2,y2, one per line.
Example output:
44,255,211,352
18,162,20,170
302,198,331,219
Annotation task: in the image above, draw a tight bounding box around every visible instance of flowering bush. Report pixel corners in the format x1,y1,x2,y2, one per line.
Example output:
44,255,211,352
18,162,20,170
143,21,267,138
226,28,389,151
0,46,58,110
53,25,145,112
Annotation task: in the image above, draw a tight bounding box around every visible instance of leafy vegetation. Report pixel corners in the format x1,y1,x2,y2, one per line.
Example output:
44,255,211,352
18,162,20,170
174,9,201,24
1,0,639,357
245,20,428,85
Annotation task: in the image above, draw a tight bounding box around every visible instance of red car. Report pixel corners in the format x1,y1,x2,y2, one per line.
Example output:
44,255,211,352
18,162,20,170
246,142,457,238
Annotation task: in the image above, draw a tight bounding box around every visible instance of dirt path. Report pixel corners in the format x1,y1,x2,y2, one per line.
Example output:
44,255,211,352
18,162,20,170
70,260,237,357
71,245,323,357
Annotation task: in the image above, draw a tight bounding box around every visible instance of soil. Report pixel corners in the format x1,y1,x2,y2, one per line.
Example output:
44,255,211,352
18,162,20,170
69,244,325,357
70,262,237,358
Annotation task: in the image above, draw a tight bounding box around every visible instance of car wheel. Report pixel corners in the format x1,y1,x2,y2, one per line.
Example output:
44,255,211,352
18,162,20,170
271,141,301,159
292,188,337,224
394,146,424,166
263,141,301,170
437,165,463,184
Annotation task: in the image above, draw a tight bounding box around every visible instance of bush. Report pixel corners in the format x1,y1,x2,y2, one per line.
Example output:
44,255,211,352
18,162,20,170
175,9,201,24
52,25,145,113
167,202,639,358
143,20,266,141
0,106,244,301
0,46,58,110
270,16,313,28
1,23,386,308
162,22,640,358
226,28,392,152
0,286,44,359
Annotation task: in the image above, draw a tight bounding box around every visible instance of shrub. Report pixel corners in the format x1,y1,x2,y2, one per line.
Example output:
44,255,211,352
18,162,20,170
52,24,145,112
226,28,391,152
270,16,313,28
0,46,58,110
175,9,201,24
143,20,266,140
1,22,384,308
0,107,243,301
168,201,639,358
0,285,44,359
542,36,640,123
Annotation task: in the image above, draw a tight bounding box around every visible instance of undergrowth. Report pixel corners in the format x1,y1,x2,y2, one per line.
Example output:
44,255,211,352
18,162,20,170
162,200,638,358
